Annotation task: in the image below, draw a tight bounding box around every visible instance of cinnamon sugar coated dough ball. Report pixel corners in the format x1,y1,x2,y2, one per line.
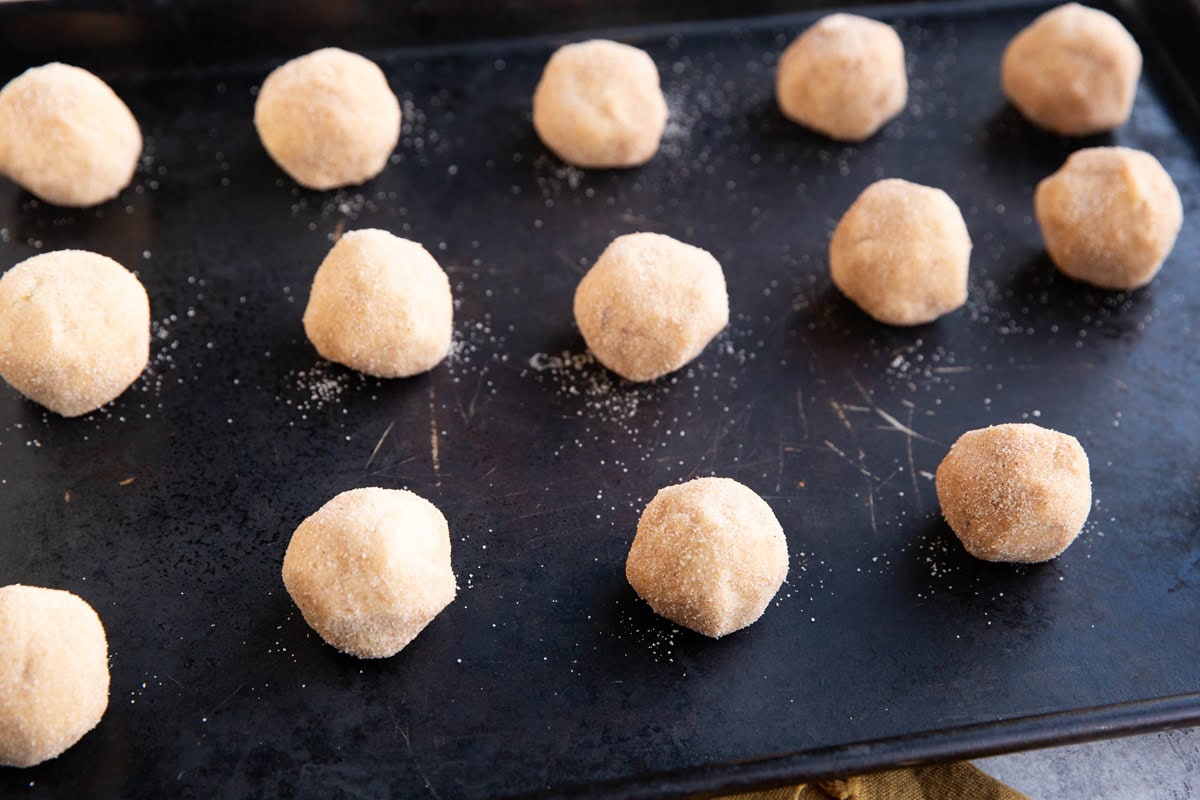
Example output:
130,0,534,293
282,488,457,659
626,477,788,638
776,14,907,142
936,424,1091,563
532,40,668,169
0,63,141,207
830,178,971,325
574,232,728,382
0,250,150,417
254,48,401,190
1035,147,1182,290
0,585,109,767
303,229,453,378
1001,4,1141,136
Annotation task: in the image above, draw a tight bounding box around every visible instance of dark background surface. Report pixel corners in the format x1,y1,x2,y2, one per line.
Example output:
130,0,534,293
0,0,1199,797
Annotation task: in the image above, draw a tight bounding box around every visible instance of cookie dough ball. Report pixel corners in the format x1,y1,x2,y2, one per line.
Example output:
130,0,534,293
626,477,788,638
282,488,457,659
0,63,141,207
936,423,1091,563
254,47,401,190
1001,4,1141,136
303,229,453,378
829,178,971,325
1035,147,1182,290
0,585,109,767
0,250,150,417
776,14,907,142
574,232,728,382
532,40,668,169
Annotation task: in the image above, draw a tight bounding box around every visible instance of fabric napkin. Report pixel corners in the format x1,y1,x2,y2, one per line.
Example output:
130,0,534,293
720,762,1030,800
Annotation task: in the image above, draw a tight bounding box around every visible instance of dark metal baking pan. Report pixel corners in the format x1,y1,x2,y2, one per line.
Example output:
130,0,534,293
0,0,1198,797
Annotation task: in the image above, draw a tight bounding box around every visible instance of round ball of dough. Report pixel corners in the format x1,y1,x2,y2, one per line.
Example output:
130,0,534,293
829,178,971,325
626,477,788,638
0,585,109,768
0,250,150,417
936,423,1091,563
282,487,457,659
0,63,141,207
1035,146,1182,290
776,14,907,142
574,232,728,382
254,47,401,190
1001,3,1141,136
532,39,668,169
303,229,453,378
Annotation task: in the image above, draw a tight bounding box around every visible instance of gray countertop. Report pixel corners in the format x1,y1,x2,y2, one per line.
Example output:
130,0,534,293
978,727,1199,799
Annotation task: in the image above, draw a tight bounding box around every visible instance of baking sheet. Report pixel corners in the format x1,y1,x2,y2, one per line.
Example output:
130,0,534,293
1,1,1199,797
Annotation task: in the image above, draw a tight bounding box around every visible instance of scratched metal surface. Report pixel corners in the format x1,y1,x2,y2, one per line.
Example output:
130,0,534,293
1,1,1199,797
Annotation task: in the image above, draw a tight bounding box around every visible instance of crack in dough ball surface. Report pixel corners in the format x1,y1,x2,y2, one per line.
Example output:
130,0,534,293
775,14,907,142
532,39,668,169
626,477,788,638
1035,146,1182,290
282,488,457,659
254,47,401,190
936,423,1091,563
1001,3,1141,136
0,63,141,207
829,178,971,326
0,585,109,768
0,250,150,417
573,232,728,382
303,229,453,378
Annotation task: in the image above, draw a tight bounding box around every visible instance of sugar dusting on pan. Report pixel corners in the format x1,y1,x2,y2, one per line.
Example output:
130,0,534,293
283,361,367,417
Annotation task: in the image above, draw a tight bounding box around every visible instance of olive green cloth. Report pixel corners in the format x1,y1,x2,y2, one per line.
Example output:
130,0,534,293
719,762,1030,800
